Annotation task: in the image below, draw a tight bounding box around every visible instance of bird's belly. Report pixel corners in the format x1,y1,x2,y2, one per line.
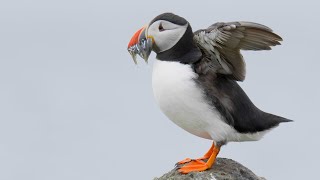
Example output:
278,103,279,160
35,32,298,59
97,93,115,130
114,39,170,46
152,60,237,142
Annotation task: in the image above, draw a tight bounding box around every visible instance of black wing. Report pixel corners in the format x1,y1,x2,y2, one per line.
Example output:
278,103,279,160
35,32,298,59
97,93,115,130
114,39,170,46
193,22,282,81
196,74,292,134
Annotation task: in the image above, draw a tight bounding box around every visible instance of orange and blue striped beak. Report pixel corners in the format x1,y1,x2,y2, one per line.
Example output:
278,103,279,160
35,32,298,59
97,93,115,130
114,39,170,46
127,26,153,64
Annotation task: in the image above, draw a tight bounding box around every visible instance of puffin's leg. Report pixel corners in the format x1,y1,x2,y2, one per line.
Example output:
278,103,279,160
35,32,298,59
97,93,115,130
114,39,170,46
178,143,220,174
177,143,214,164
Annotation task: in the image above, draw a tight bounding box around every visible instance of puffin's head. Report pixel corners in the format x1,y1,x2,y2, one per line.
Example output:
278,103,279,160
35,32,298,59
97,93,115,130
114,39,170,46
127,13,194,64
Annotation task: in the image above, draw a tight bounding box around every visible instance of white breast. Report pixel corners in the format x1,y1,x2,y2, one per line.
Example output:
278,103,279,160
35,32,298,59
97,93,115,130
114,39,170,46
152,60,240,143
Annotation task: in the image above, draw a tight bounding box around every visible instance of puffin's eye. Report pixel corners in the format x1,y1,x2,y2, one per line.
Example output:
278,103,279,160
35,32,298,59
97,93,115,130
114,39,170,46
159,23,165,32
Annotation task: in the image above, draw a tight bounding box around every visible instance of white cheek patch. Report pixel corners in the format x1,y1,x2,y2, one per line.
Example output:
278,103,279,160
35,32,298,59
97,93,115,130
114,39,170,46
148,20,188,53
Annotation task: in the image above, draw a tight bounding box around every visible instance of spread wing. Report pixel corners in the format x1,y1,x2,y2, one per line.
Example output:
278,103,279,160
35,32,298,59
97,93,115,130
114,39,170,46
193,22,282,81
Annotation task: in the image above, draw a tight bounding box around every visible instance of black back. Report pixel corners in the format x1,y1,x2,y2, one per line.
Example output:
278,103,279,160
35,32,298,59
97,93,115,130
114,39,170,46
194,72,292,133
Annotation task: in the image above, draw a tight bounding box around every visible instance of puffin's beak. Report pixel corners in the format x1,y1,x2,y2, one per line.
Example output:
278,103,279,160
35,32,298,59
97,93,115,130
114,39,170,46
127,26,153,64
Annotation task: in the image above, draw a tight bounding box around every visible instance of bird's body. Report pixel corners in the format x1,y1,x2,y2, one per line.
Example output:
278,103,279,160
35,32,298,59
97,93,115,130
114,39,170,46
153,60,229,141
153,59,275,143
127,12,291,173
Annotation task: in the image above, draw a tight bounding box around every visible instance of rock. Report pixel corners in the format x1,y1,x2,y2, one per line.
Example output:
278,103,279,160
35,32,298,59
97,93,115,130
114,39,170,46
154,158,265,180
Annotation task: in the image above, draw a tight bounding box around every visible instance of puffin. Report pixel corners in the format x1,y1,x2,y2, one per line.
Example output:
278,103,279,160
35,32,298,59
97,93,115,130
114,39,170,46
127,13,292,174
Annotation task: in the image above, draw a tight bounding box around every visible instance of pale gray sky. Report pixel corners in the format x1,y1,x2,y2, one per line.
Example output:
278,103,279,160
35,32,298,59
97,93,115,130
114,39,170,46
0,0,319,179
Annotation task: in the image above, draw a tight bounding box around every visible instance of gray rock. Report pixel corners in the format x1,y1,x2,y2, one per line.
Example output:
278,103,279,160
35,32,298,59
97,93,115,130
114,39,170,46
154,158,265,180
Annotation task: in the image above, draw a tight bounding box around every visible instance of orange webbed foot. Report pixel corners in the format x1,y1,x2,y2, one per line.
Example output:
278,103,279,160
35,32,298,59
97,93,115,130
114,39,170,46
177,143,220,174
177,158,192,165
177,143,214,165
178,162,209,173
177,157,208,165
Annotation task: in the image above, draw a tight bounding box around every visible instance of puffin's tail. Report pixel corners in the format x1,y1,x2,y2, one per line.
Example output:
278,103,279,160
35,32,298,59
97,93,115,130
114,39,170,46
263,112,293,127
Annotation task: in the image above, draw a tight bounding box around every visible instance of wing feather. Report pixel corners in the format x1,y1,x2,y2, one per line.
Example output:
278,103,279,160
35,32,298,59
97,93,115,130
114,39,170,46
194,21,282,81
